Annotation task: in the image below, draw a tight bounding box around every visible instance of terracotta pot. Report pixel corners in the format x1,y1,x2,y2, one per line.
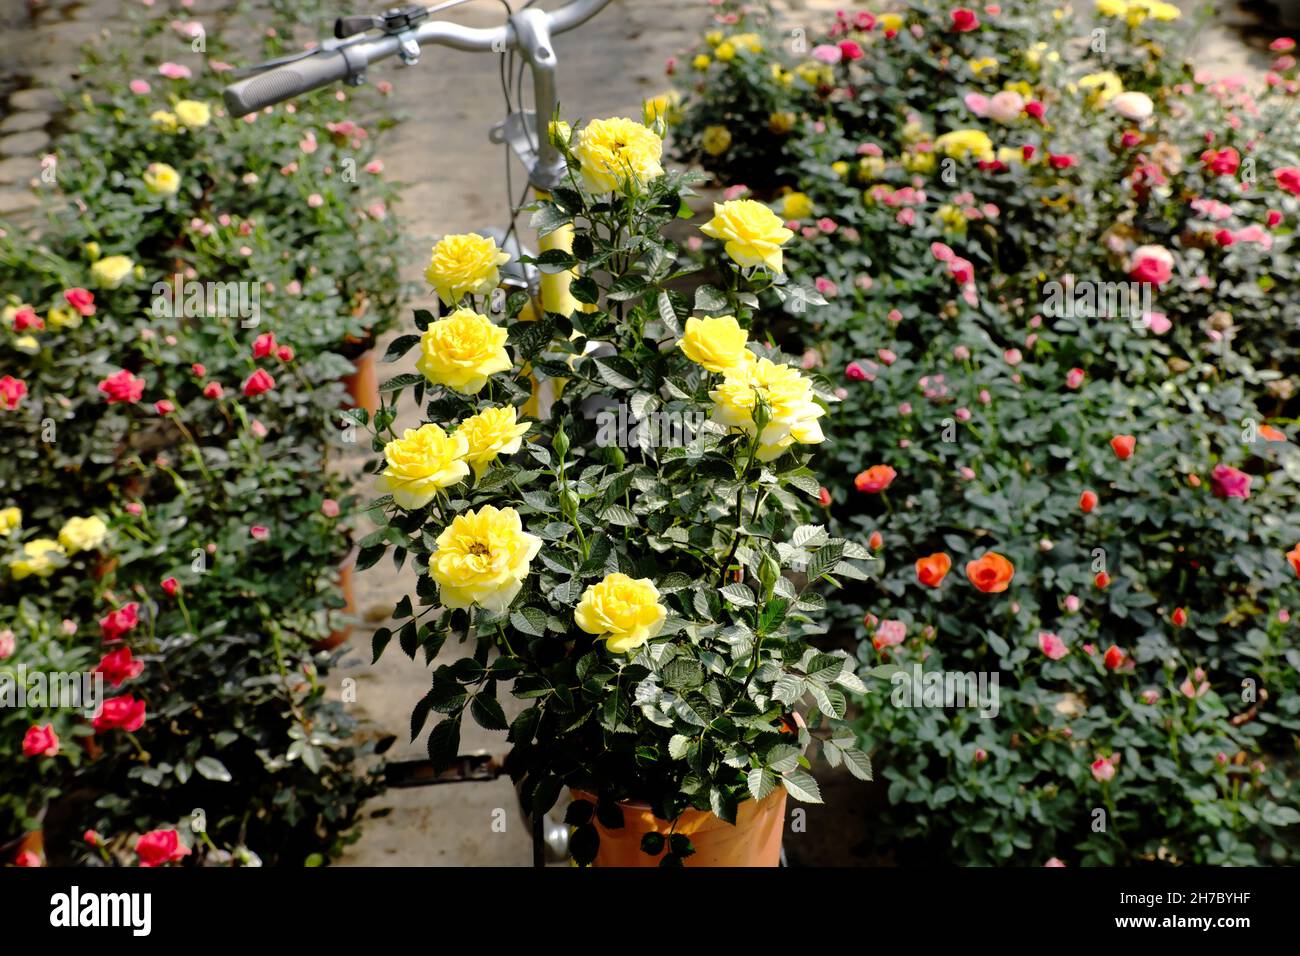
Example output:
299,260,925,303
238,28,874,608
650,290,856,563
342,351,379,417
571,788,787,867
314,547,358,651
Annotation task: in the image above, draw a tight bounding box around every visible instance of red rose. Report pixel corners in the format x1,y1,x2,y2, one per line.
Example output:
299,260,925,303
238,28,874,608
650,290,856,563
1095,571,1111,589
1200,146,1240,176
855,464,897,493
838,40,864,60
0,375,28,411
1129,246,1174,285
203,381,225,400
95,646,144,688
1110,435,1136,460
64,287,97,316
817,486,832,507
252,331,277,358
161,576,180,596
1048,153,1075,169
93,694,147,734
100,602,140,642
22,723,59,758
1079,490,1098,513
950,8,979,31
154,399,175,415
1103,645,1125,670
12,306,43,331
1024,100,1045,120
242,369,275,397
135,829,191,867
98,369,146,404
1171,607,1188,627
276,345,295,362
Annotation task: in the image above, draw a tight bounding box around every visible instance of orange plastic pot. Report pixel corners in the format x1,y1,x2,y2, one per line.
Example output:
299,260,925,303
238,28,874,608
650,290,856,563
342,351,379,417
571,788,787,867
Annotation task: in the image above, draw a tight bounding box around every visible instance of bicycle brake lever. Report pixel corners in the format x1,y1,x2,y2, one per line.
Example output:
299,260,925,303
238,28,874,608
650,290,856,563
335,15,384,38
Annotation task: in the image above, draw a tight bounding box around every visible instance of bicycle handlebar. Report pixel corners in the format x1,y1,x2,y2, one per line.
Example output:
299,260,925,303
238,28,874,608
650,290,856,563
222,0,612,117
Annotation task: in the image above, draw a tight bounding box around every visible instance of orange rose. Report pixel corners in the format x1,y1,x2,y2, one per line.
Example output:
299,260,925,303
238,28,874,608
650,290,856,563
965,551,1014,593
1110,434,1136,460
915,552,952,588
1079,490,1098,513
1259,424,1287,442
1287,543,1300,578
855,464,897,493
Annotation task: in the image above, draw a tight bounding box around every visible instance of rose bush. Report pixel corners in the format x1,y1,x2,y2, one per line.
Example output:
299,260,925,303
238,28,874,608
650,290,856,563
672,1,1300,864
364,113,873,865
1,0,402,866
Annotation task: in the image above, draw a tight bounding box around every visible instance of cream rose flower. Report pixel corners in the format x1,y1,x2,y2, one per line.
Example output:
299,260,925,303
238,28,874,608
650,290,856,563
574,573,667,654
700,199,795,273
455,406,531,478
90,255,135,290
678,315,752,373
0,507,21,537
424,233,511,307
416,308,512,394
430,505,542,612
573,117,664,195
710,357,826,461
377,424,470,509
58,515,108,555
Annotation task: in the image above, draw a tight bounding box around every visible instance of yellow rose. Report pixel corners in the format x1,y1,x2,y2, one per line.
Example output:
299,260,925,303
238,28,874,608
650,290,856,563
548,119,572,147
90,255,135,289
377,424,470,509
455,405,531,478
10,539,65,580
13,335,39,355
84,241,101,262
879,13,903,31
416,308,512,394
150,110,178,132
857,155,887,181
902,149,936,173
424,233,511,307
715,41,736,62
1145,1,1181,20
1079,71,1124,106
692,53,711,70
705,31,723,47
730,33,763,54
937,204,968,234
779,191,814,220
678,315,751,373
768,111,796,135
642,92,679,128
48,305,81,330
933,129,995,162
701,124,732,157
968,57,998,77
430,505,541,612
709,357,826,461
174,99,211,128
573,117,664,195
700,199,794,273
0,507,20,537
1096,0,1127,16
574,573,667,654
143,162,181,196
996,146,1026,166
58,515,108,555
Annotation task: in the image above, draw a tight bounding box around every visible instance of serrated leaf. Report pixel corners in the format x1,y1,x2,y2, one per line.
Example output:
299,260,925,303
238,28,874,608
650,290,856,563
781,770,823,804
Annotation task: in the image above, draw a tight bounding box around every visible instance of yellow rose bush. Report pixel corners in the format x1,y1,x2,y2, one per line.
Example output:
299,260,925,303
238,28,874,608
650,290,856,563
366,112,870,866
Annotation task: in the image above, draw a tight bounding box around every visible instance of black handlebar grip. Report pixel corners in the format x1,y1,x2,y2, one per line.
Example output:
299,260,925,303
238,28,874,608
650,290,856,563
222,50,352,117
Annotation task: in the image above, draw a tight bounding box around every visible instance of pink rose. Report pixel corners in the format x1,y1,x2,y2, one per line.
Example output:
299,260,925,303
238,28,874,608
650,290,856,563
95,646,144,688
1038,631,1068,660
1066,367,1085,389
250,525,270,541
100,602,140,642
158,62,192,79
242,369,275,397
1090,758,1116,783
0,375,27,411
1129,245,1174,285
872,618,907,649
321,499,340,518
93,694,147,733
252,331,276,358
1210,464,1251,499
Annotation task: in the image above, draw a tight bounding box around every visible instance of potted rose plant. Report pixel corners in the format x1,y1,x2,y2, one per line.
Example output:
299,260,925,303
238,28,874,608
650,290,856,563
363,114,871,865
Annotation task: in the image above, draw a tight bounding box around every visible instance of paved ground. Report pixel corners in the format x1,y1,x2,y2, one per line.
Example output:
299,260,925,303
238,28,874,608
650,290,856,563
1,0,1278,866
